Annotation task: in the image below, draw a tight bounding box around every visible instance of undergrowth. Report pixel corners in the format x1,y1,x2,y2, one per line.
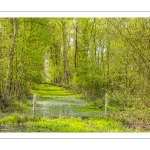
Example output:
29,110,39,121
0,114,136,132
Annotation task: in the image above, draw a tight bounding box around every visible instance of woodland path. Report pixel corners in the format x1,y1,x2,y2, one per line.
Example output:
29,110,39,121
0,84,136,132
34,84,102,119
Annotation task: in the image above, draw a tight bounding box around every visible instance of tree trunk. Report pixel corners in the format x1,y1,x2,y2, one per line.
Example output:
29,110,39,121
5,18,18,105
74,19,78,68
61,19,69,85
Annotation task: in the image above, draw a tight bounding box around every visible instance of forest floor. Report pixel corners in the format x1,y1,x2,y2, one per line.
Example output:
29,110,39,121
0,84,142,132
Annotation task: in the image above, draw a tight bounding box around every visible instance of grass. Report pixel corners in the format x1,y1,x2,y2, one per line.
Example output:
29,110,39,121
0,83,145,132
0,114,134,132
35,97,103,118
31,84,103,119
26,117,134,132
32,84,80,98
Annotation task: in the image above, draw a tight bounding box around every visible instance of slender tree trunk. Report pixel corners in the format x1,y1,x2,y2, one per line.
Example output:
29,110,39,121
5,18,18,104
61,19,69,85
106,41,110,89
74,19,78,68
93,18,97,60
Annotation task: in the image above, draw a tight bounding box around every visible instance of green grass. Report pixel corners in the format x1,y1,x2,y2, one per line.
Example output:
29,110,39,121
31,84,102,118
0,84,145,132
26,117,132,132
32,84,80,98
0,114,134,132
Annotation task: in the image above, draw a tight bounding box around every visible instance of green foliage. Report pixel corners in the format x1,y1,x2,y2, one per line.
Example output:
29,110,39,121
0,113,30,124
1,18,150,131
0,115,134,132
0,18,50,109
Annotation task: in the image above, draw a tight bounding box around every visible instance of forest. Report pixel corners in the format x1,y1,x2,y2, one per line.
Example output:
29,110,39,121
0,18,150,132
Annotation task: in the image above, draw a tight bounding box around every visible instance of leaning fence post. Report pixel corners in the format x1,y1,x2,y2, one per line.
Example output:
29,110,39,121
104,93,109,118
33,93,37,120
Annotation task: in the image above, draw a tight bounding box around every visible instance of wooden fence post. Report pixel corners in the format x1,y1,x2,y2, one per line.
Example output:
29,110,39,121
104,93,109,118
33,94,37,120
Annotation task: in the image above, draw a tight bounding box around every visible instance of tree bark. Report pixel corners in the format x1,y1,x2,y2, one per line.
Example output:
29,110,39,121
5,18,18,104
61,19,69,85
74,19,78,68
